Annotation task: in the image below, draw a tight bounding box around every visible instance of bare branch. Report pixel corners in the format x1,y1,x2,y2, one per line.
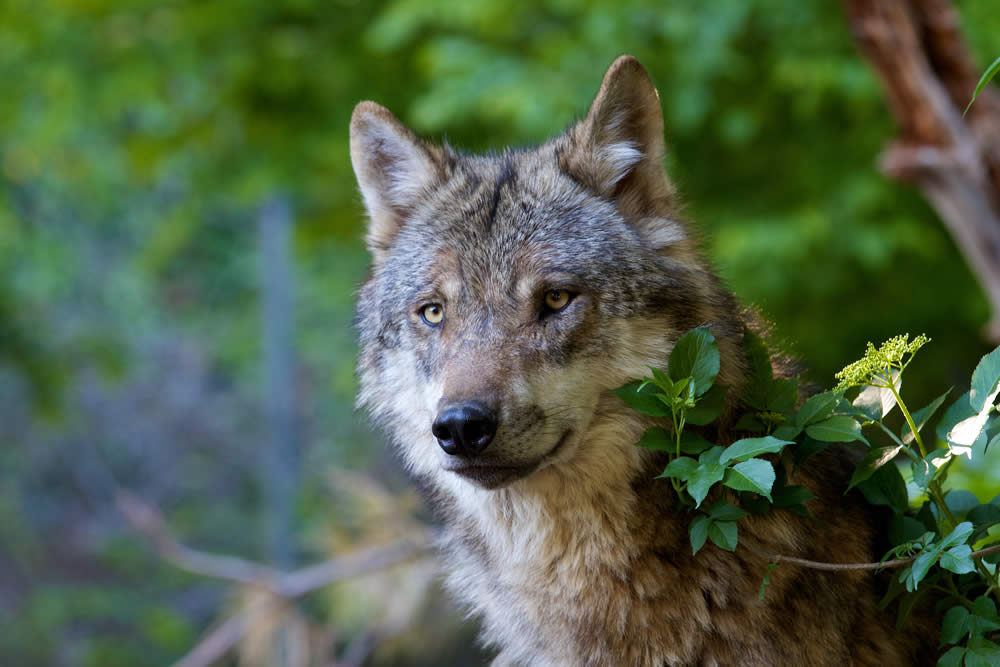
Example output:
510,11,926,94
116,491,437,667
118,491,283,586
745,542,1000,571
331,628,380,667
844,0,1000,339
174,597,281,667
117,491,436,597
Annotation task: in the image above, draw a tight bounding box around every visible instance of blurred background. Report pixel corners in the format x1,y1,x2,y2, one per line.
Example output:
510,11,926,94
2,0,999,665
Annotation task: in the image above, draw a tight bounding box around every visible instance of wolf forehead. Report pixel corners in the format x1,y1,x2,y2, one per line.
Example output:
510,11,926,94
381,150,678,296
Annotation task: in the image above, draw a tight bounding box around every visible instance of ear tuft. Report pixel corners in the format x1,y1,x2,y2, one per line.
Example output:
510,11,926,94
562,56,673,216
349,102,442,260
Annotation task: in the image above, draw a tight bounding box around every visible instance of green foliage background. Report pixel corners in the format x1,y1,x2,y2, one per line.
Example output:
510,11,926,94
1,0,999,664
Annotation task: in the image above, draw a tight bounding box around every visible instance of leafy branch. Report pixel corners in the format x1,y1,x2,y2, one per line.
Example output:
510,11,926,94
616,330,1000,665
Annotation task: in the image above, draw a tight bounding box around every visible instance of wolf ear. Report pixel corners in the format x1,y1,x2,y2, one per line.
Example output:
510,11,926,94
350,102,443,261
562,56,674,218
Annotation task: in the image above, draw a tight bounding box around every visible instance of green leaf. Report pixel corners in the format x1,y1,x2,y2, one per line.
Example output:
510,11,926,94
939,544,975,575
685,383,727,425
699,446,725,465
848,445,905,489
743,326,773,410
791,392,839,428
965,56,1000,115
858,463,909,514
658,456,698,480
718,436,792,465
739,493,774,515
968,503,1000,540
668,376,690,398
940,605,971,646
734,412,766,433
679,431,714,455
902,388,952,445
947,384,1000,452
772,484,816,507
635,427,672,451
650,366,671,388
912,450,951,490
988,430,1000,454
916,502,938,532
806,415,869,445
689,514,711,555
902,549,938,591
706,500,748,521
853,372,900,420
612,381,670,416
771,483,814,517
937,646,965,667
911,460,932,490
792,436,829,465
939,521,974,549
723,459,775,499
945,491,981,520
937,391,976,442
888,515,928,547
668,328,719,397
687,462,727,507
965,637,1000,667
770,422,800,441
970,597,1000,636
766,377,798,412
707,519,739,551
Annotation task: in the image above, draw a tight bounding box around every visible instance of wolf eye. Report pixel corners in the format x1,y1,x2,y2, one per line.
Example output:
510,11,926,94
543,290,574,313
420,303,444,326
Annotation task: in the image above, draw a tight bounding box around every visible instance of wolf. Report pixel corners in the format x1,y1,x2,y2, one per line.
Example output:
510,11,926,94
350,56,935,666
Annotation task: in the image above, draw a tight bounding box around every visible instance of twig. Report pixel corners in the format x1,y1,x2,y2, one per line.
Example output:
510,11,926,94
745,542,1000,571
116,491,436,596
174,597,281,667
332,628,380,667
116,491,437,667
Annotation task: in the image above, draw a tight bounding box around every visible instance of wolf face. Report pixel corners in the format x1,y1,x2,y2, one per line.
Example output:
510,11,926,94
352,57,744,492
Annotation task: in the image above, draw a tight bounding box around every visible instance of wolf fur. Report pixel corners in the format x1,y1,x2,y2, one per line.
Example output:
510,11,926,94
350,56,935,666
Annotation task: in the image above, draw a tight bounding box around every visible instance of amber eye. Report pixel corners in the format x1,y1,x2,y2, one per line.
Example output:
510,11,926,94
420,303,444,326
543,289,573,313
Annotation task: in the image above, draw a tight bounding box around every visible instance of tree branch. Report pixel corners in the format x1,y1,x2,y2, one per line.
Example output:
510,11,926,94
116,491,435,597
745,541,1000,571
116,491,436,667
844,0,1000,339
174,597,280,667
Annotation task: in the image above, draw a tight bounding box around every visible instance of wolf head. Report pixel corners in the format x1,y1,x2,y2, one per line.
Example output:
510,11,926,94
352,56,745,492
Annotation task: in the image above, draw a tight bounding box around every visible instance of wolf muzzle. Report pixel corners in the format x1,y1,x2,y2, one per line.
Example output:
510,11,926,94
431,400,498,457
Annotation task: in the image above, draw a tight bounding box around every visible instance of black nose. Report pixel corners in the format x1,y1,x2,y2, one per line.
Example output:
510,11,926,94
432,401,498,457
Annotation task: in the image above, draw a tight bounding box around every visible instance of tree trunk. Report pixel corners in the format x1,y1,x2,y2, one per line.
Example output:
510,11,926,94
844,0,1000,339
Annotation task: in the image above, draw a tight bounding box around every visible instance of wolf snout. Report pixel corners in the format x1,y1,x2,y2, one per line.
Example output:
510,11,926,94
432,401,498,457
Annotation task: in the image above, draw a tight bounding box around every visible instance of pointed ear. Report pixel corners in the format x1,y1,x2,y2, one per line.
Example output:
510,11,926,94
350,102,444,261
562,56,674,217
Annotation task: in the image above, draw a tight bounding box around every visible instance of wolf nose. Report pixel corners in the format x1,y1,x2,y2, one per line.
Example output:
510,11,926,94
432,401,498,457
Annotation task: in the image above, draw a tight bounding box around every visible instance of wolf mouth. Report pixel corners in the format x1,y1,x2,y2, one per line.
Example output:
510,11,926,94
446,429,572,489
